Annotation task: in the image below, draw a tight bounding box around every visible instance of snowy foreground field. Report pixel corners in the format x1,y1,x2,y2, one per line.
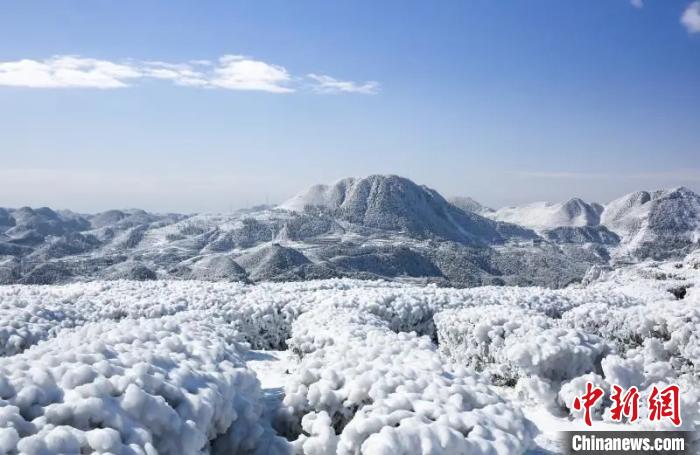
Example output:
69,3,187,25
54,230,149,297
0,253,698,454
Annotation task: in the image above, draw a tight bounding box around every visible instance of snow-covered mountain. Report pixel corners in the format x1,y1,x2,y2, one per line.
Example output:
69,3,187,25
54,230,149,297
2,181,697,455
601,186,700,259
488,198,604,231
448,196,494,215
279,175,534,245
0,176,697,287
601,190,653,235
483,187,700,260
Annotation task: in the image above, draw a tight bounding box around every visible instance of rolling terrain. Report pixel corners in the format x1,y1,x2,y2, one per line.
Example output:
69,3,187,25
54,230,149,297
0,175,698,288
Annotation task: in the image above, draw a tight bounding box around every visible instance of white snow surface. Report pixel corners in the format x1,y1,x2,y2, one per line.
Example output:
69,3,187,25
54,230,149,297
0,253,698,453
488,199,602,231
278,181,350,213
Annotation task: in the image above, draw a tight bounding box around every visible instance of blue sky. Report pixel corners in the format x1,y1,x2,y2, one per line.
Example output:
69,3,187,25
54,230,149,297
0,0,698,212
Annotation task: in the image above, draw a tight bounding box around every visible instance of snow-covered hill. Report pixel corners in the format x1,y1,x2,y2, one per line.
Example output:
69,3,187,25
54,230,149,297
0,178,699,453
488,198,603,231
448,196,494,215
485,187,700,260
601,186,700,259
0,176,698,287
279,175,533,244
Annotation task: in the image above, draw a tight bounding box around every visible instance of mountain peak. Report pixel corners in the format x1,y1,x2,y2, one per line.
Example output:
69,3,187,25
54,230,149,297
600,186,700,259
449,196,494,215
488,198,601,231
279,175,532,244
278,175,416,213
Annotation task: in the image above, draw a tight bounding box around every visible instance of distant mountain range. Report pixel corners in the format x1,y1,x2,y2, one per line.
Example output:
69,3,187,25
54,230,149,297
1,175,698,287
484,186,700,259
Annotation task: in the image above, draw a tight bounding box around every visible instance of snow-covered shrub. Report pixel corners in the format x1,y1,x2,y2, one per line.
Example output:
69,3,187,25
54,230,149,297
242,279,639,343
585,258,698,304
330,291,440,338
0,280,309,353
0,282,191,356
191,297,305,350
337,380,535,454
598,342,699,430
280,306,536,454
437,306,609,386
286,307,389,357
435,306,551,385
0,300,81,357
282,308,436,435
291,411,338,455
684,249,700,270
459,286,638,319
563,299,700,375
526,332,700,429
0,313,289,454
507,328,609,383
0,277,643,357
562,303,648,351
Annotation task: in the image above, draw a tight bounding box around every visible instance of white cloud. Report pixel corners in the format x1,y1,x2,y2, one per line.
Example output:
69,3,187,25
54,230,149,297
307,73,379,94
0,55,141,88
630,0,643,8
0,55,377,94
141,61,209,87
209,55,293,93
681,1,700,33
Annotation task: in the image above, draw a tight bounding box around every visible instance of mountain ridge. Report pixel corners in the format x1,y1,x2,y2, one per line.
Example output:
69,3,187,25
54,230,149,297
1,176,698,287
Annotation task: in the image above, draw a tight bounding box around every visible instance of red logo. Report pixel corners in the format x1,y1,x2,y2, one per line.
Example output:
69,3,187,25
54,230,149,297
609,384,640,423
573,383,682,427
572,382,605,427
648,384,682,427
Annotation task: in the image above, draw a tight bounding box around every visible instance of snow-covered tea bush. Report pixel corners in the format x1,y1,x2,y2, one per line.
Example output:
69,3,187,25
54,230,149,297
436,306,609,387
280,306,536,454
507,327,609,382
0,313,289,454
0,276,645,358
435,306,554,385
286,306,389,358
0,299,81,357
0,256,697,453
563,299,700,375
